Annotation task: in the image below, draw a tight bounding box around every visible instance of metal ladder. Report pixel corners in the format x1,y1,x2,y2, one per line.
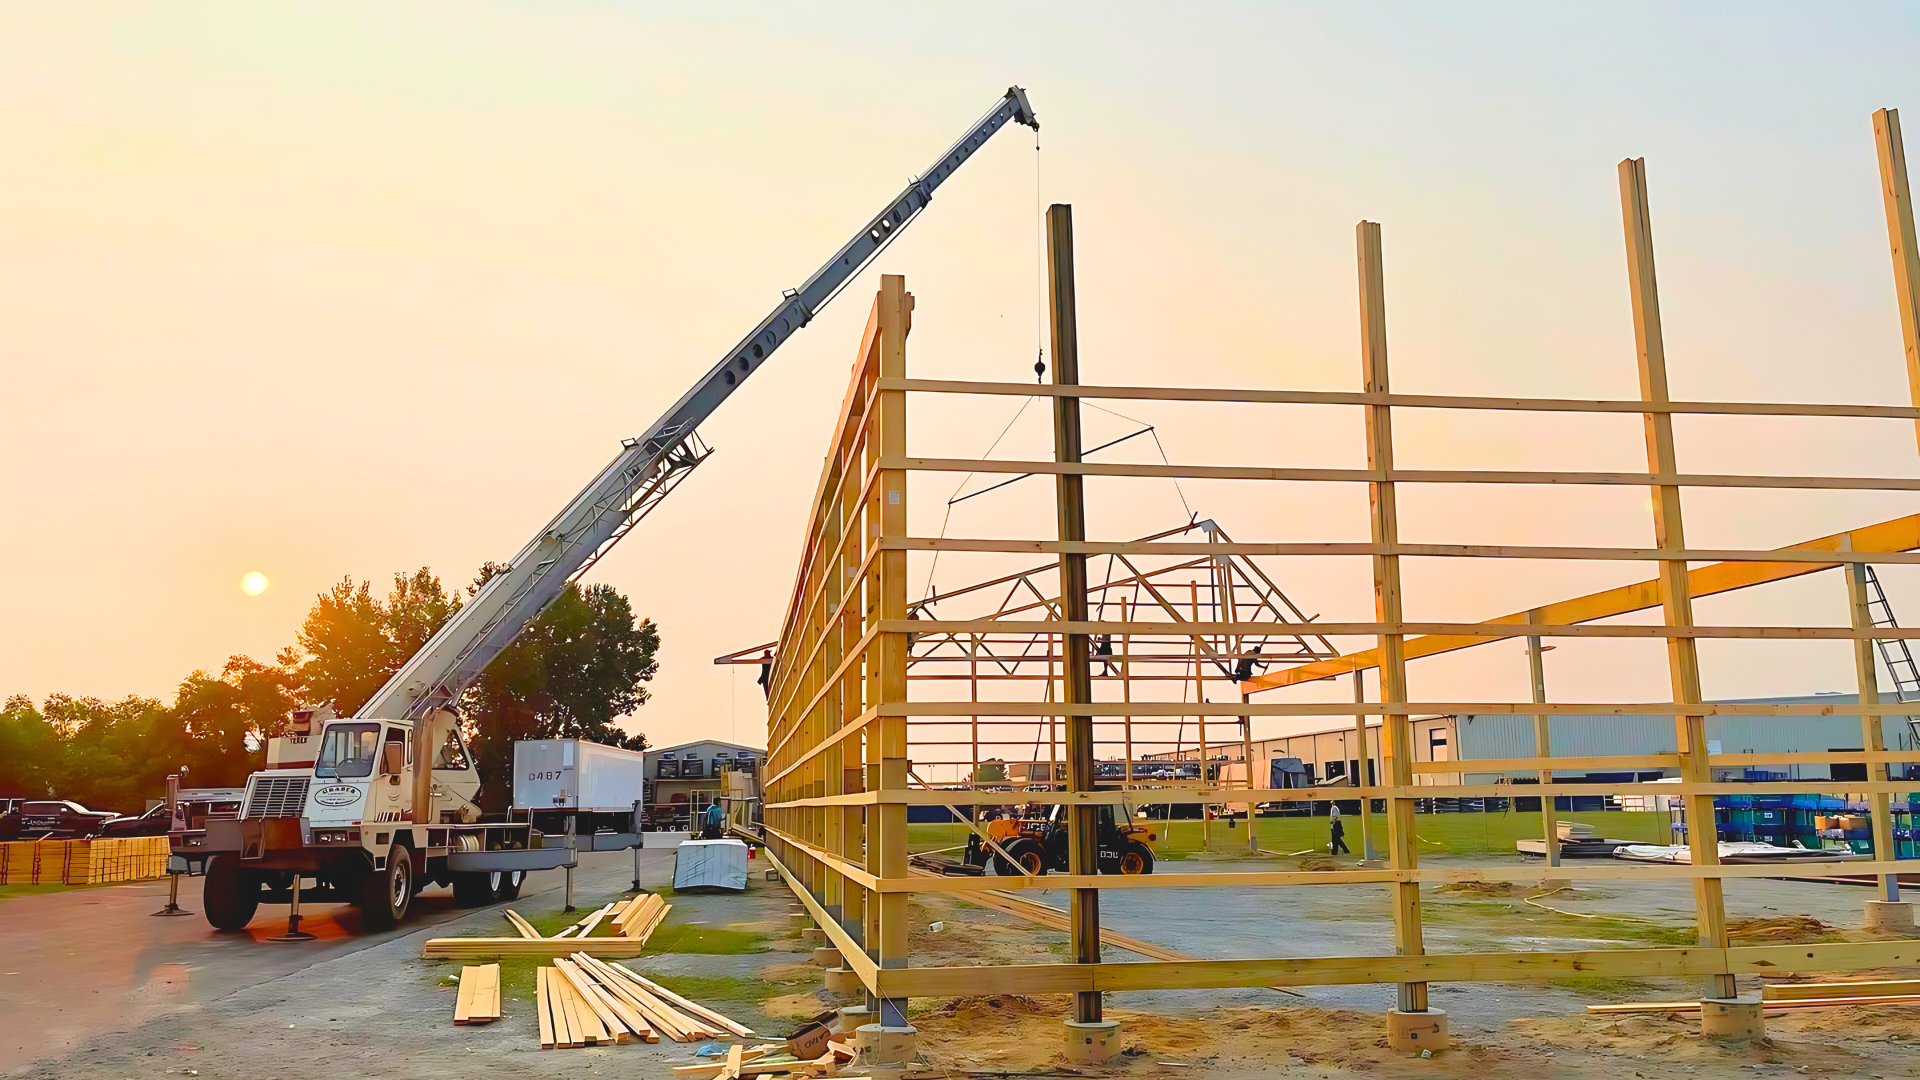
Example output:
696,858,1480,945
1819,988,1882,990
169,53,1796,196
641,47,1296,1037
1859,565,1920,749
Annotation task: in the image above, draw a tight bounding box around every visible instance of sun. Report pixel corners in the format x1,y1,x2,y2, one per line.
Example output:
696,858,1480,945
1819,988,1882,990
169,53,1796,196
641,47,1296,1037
241,571,269,597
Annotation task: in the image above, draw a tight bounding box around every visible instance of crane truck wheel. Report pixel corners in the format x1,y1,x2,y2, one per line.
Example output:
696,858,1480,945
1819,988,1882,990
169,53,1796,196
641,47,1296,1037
451,871,495,907
203,854,261,931
494,870,524,901
358,845,414,931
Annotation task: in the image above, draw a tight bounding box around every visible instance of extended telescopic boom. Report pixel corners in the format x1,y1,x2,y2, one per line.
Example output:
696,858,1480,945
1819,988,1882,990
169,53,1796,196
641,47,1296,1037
357,87,1039,721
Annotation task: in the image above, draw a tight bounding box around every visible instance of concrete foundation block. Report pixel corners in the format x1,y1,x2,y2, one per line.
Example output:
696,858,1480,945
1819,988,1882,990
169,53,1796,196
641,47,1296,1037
1865,899,1915,932
822,966,863,996
1385,1007,1449,1053
800,926,828,945
834,1005,874,1034
854,1024,919,1064
1063,1019,1122,1065
811,945,844,968
1700,996,1765,1042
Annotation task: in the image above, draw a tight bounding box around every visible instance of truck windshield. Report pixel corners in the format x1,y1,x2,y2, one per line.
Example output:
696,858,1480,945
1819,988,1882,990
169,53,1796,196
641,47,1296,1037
314,723,381,779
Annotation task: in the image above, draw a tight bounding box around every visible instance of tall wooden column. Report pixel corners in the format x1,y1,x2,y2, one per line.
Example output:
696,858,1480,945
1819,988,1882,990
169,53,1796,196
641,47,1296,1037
869,274,913,1026
1873,109,1920,456
1843,547,1902,903
1356,221,1425,1013
1527,608,1560,866
1618,157,1735,1000
1047,204,1103,1026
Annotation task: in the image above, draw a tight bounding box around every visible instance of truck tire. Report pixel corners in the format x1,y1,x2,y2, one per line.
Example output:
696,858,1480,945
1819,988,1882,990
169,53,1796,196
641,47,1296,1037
203,854,260,931
451,871,494,907
992,840,1047,877
359,845,413,931
1115,841,1154,875
494,870,525,901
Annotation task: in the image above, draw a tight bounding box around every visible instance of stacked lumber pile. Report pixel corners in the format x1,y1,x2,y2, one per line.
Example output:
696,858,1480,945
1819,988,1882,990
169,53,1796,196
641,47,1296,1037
1587,978,1920,1014
535,952,756,1048
452,963,501,1024
423,891,673,958
0,837,169,885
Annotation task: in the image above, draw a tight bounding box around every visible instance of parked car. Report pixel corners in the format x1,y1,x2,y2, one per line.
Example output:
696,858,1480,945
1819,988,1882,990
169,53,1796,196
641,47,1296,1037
96,803,174,838
12,800,118,839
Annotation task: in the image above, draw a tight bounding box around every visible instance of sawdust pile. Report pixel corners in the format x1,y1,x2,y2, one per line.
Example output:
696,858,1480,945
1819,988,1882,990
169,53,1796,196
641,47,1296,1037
1436,881,1516,897
1727,915,1833,941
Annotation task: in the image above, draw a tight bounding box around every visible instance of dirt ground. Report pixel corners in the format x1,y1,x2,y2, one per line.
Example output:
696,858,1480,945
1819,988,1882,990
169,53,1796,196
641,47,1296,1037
5,840,1919,1080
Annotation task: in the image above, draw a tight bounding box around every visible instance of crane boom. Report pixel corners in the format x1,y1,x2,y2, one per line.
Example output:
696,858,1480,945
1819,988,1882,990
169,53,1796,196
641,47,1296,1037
357,87,1039,721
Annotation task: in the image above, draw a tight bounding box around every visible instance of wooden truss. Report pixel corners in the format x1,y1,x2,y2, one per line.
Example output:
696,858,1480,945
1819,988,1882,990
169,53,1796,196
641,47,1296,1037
762,109,1920,1021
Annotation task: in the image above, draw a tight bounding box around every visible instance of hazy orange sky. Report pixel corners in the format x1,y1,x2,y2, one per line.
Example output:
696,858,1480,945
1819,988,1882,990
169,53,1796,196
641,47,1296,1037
8,3,1920,755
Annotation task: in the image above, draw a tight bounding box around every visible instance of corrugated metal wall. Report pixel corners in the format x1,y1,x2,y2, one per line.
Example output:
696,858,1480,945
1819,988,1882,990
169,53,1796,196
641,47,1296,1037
1457,694,1917,777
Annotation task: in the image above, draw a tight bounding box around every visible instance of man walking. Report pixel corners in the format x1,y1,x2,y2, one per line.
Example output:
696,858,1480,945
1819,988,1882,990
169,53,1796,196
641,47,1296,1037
702,797,726,839
1329,804,1350,856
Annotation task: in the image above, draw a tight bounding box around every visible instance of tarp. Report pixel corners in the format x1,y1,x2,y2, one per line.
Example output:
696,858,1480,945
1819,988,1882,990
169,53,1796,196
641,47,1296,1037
673,838,750,891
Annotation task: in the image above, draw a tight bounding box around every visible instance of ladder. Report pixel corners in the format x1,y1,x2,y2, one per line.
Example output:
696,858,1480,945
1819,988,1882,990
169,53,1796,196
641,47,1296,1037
1859,565,1920,749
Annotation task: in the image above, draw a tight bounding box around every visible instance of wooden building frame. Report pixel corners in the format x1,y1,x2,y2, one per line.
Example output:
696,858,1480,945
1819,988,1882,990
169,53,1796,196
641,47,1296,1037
761,110,1920,1027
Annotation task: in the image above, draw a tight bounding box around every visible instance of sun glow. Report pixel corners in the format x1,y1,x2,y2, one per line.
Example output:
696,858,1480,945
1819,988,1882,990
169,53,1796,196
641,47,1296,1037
241,571,269,596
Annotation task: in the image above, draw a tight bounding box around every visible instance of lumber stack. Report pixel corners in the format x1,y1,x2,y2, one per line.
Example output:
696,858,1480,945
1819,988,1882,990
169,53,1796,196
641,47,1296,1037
533,954,757,1048
453,963,501,1024
610,892,670,942
423,891,672,958
0,837,169,885
671,1042,853,1078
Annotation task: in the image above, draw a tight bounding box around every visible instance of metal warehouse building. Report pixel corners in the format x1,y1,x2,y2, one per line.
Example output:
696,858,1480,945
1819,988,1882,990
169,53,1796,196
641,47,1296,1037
1142,693,1919,789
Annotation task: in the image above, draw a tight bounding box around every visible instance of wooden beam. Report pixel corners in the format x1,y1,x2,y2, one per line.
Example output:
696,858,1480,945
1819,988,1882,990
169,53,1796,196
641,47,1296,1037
879,376,1920,421
1873,107,1920,454
886,532,1920,564
1247,514,1920,691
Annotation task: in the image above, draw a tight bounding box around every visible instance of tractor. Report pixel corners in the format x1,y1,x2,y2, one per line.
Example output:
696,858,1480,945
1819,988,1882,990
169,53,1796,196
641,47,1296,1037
964,802,1156,876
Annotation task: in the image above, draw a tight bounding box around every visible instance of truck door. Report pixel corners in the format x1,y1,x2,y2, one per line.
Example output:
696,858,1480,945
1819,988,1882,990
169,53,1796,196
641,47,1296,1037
378,725,412,822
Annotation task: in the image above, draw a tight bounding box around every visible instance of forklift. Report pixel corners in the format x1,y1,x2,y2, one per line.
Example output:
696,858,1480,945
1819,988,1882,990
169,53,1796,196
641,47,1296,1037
963,801,1156,876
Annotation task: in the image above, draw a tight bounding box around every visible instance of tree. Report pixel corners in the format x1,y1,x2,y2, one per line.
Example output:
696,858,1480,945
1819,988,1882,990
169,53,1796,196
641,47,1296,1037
279,569,461,718
464,580,658,810
0,695,62,799
39,693,177,813
169,657,297,788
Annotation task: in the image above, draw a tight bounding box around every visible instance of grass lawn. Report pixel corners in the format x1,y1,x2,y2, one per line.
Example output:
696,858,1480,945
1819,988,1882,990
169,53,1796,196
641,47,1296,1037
907,811,1673,861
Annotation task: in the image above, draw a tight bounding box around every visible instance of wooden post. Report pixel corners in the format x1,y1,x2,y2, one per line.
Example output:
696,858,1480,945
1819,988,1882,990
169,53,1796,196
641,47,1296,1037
1357,220,1425,1013
872,273,913,1026
1873,108,1920,455
1619,157,1735,1001
1047,204,1103,1028
1352,668,1375,861
1843,545,1902,902
1527,608,1559,867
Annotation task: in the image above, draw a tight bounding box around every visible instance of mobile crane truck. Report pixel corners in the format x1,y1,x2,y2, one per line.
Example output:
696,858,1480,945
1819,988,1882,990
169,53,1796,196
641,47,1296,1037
177,87,1040,932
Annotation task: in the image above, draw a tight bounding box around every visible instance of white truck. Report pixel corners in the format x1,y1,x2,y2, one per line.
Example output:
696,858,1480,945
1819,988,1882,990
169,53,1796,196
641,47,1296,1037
176,86,1039,933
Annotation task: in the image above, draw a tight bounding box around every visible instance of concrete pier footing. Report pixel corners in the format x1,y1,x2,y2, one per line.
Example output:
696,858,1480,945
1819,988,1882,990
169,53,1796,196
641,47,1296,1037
855,1024,919,1064
1865,900,1915,932
1385,1007,1449,1053
1063,1019,1122,1064
1700,996,1765,1042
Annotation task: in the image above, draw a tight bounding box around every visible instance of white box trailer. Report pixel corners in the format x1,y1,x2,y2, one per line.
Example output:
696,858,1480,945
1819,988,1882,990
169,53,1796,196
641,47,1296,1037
514,739,649,812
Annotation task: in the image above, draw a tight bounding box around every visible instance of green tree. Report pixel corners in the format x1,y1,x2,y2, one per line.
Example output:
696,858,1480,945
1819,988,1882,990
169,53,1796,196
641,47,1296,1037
169,657,297,787
279,569,461,716
463,579,657,810
0,695,63,799
41,693,177,813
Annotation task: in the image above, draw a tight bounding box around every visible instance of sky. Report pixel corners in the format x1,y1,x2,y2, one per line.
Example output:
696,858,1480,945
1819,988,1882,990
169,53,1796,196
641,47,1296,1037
7,3,1920,759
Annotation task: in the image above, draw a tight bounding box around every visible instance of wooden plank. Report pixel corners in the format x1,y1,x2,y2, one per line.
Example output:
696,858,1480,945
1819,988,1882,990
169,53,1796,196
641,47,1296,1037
454,964,480,1023
884,455,1920,492
1764,979,1920,1000
421,937,651,959
720,1044,744,1080
504,910,541,939
551,966,582,1048
1874,107,1920,451
878,375,1920,421
556,958,638,1043
878,617,1920,641
1590,995,1920,1014
473,963,500,1023
616,966,756,1037
578,954,707,1040
1249,513,1920,690
884,534,1920,565
569,959,660,1042
535,967,556,1049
